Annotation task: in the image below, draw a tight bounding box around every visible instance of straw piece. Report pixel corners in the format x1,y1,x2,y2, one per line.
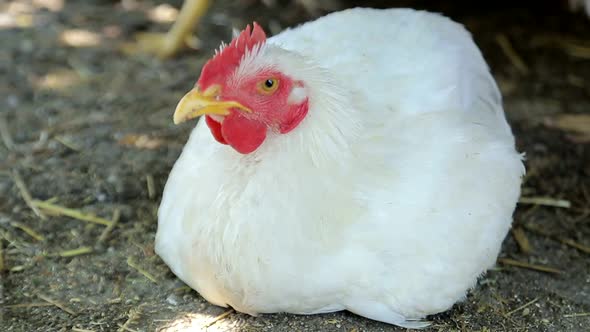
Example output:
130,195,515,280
127,257,157,283
10,221,45,241
495,34,529,75
498,258,562,274
506,298,539,316
37,293,76,315
32,200,112,226
58,246,93,257
519,196,571,208
12,171,47,220
98,208,121,243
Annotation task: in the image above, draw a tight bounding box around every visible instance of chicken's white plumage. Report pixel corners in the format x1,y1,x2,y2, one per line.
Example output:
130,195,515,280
157,8,524,328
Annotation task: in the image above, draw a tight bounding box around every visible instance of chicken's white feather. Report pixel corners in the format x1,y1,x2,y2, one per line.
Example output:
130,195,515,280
157,8,524,328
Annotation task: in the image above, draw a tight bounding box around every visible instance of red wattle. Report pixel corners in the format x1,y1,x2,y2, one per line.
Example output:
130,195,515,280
221,112,267,154
205,116,227,145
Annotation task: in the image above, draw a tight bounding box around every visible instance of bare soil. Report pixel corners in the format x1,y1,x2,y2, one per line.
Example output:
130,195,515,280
1,1,589,331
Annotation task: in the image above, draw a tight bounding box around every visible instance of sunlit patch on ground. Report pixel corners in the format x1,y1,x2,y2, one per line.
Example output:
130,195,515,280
158,311,236,332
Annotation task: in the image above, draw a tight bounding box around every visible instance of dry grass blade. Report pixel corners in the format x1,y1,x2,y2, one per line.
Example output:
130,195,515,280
544,114,590,135
37,293,76,315
118,305,143,332
531,35,590,59
72,328,96,332
498,258,562,274
564,312,590,318
506,298,539,316
58,246,93,257
0,239,4,272
127,257,157,283
557,238,590,255
544,114,590,143
10,221,45,241
0,114,15,150
523,224,590,255
12,170,47,220
564,43,590,59
98,208,121,243
512,227,532,254
32,200,113,226
4,302,55,309
519,196,571,208
46,113,111,135
495,34,529,75
146,175,156,199
54,135,82,151
203,309,235,329
10,265,27,272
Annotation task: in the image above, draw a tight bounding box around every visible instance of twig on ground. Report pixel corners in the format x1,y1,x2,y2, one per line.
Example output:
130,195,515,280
12,170,47,220
37,293,76,315
498,258,562,274
519,196,571,208
32,200,112,226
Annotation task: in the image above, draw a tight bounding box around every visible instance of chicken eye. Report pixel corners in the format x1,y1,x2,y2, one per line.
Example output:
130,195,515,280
258,78,279,94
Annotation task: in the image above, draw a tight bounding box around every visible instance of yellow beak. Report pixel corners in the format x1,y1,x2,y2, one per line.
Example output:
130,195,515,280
173,85,252,124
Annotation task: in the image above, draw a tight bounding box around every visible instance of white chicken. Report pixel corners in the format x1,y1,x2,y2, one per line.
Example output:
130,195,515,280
156,8,524,328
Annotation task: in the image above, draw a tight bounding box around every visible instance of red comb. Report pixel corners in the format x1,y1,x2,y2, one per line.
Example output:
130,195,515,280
198,22,267,88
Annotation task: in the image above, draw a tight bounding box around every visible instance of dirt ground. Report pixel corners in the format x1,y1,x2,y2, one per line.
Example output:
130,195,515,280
1,0,589,331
